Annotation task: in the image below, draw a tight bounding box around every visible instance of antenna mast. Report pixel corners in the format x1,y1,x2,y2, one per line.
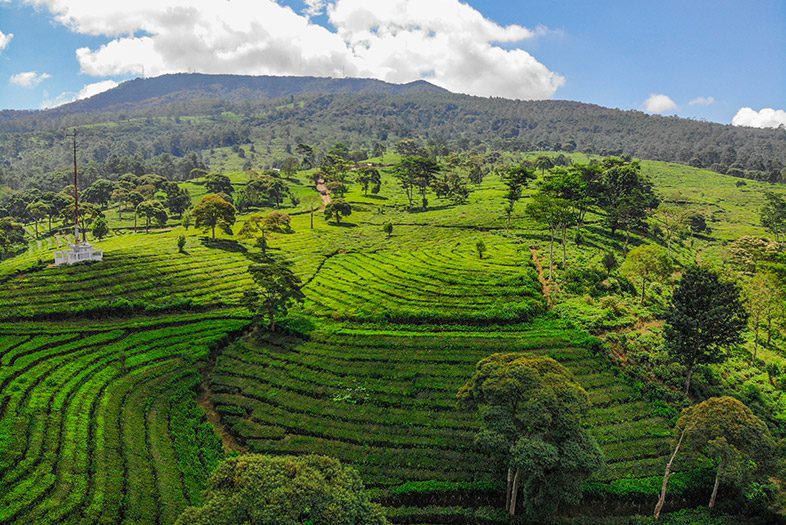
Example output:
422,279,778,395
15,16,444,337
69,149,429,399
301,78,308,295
72,130,80,242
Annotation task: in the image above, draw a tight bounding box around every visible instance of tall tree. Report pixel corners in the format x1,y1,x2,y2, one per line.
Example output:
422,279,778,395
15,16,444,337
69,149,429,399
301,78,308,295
654,397,777,518
502,164,536,227
760,191,786,242
621,244,673,305
176,454,387,525
135,200,168,233
458,354,603,519
525,192,576,277
205,173,234,195
665,266,748,394
745,272,785,358
25,201,49,238
324,199,352,225
596,158,658,250
653,204,691,256
355,166,381,196
243,257,305,331
393,156,440,209
193,194,236,239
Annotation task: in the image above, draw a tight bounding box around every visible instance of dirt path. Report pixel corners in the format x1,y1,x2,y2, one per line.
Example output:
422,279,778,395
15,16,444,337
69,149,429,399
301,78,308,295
530,246,554,308
197,389,247,453
316,178,331,208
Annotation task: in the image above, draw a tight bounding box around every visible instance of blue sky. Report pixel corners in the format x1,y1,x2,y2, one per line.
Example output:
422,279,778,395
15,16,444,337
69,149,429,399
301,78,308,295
0,0,783,127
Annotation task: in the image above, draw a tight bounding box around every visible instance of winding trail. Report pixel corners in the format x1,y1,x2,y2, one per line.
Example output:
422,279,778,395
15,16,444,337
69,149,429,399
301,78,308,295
316,178,331,208
530,246,554,308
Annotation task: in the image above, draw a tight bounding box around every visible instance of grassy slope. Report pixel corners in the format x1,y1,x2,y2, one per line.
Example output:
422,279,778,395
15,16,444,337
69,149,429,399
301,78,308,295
0,153,783,523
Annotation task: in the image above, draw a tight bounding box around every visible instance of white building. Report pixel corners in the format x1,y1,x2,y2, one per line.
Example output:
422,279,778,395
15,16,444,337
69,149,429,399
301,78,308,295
54,240,103,265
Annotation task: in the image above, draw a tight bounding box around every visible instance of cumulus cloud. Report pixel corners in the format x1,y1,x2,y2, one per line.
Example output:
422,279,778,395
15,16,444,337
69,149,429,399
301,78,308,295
24,0,564,100
643,94,677,114
732,107,786,129
0,30,12,51
41,79,120,108
303,0,326,17
9,71,51,87
688,96,715,107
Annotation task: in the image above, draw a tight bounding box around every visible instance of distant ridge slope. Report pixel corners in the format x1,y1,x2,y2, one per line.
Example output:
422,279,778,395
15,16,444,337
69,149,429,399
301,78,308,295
40,74,450,115
0,73,784,180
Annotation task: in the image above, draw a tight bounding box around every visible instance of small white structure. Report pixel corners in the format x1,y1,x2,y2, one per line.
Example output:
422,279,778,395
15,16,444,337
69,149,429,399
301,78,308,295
54,130,105,266
54,239,103,265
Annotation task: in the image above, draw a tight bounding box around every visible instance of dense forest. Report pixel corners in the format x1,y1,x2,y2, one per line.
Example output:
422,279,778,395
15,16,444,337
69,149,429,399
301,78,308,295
0,74,785,193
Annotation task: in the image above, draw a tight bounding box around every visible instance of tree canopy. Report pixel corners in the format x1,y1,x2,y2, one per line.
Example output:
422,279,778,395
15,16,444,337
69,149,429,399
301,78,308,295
175,454,387,525
665,266,748,394
458,353,603,519
193,194,236,239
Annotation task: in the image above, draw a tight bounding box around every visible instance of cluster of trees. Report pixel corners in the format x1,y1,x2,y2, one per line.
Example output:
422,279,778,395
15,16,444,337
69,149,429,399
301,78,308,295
524,157,659,276
392,155,469,209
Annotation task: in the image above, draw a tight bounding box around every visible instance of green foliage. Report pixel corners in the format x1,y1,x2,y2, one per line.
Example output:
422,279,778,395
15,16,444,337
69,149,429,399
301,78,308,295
91,216,110,240
177,234,187,253
676,397,778,505
136,199,168,232
665,266,748,393
324,198,352,224
193,194,236,238
175,454,387,525
458,353,604,518
243,256,305,330
621,244,673,305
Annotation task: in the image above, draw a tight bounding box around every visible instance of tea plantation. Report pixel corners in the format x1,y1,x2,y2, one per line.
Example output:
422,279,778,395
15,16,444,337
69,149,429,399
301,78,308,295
1,155,776,523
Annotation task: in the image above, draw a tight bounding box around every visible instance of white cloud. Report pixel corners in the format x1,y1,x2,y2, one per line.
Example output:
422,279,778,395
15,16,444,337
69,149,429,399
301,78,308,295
24,0,564,100
643,93,677,114
0,30,12,51
688,96,715,107
41,79,120,108
9,71,51,87
732,107,786,129
77,79,119,98
303,0,325,17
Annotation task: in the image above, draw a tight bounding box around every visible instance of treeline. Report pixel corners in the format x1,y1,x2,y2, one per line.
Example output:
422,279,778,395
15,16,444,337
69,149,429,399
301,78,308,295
1,74,783,186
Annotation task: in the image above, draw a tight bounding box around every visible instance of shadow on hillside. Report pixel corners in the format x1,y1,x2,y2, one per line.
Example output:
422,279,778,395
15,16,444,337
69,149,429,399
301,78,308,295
328,222,358,228
200,238,248,253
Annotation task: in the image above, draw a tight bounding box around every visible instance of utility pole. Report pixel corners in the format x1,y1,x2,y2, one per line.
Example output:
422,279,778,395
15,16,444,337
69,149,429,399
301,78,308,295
72,130,83,242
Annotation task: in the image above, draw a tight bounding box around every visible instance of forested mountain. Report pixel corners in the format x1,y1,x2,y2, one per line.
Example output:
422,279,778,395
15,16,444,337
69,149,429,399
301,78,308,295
1,73,785,191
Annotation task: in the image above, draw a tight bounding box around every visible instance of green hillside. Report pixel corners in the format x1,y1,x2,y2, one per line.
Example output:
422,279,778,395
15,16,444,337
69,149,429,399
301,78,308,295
0,151,784,523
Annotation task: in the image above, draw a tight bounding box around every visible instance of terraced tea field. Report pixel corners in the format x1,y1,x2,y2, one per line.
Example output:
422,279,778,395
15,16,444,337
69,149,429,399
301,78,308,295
211,322,673,491
0,232,252,319
0,310,250,524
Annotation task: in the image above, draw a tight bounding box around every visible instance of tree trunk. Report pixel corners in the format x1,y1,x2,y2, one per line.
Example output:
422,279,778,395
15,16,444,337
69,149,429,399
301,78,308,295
211,224,216,239
767,317,773,346
268,304,276,332
753,317,760,360
684,366,694,395
708,463,722,509
561,225,567,268
641,276,647,305
34,221,39,238
505,467,513,513
548,229,555,280
508,468,521,517
654,427,688,519
310,209,314,229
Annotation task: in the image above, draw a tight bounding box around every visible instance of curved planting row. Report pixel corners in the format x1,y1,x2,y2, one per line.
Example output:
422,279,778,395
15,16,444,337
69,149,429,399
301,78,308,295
0,233,252,319
0,311,250,524
301,246,544,323
209,321,673,495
